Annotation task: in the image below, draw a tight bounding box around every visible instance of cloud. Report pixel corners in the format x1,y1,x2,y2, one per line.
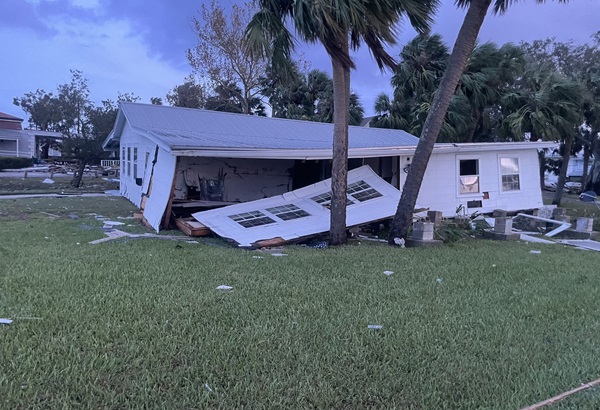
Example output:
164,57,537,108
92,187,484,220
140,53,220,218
0,9,188,118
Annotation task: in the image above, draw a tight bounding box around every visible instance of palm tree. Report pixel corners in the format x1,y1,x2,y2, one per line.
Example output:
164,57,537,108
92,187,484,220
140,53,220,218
246,0,438,245
388,0,569,245
501,69,583,205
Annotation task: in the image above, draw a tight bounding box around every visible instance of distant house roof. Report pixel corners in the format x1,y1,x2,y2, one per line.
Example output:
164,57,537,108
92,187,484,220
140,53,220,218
0,111,24,130
103,103,420,159
359,116,377,127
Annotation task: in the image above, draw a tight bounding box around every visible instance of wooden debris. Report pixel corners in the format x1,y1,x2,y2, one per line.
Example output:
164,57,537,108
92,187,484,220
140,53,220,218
174,218,211,237
520,377,600,410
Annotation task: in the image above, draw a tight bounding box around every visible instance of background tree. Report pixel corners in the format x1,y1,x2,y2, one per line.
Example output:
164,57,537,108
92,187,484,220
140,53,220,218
247,0,438,245
188,0,267,115
262,62,364,124
388,0,569,245
166,76,207,109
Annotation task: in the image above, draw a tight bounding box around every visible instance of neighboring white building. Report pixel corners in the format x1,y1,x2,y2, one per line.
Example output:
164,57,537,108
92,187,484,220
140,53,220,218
0,111,62,159
103,103,553,232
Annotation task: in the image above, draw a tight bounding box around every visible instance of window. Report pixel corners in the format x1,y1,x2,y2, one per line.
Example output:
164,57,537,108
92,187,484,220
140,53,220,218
228,211,276,228
347,180,383,202
500,157,520,191
311,192,354,208
266,204,310,221
459,159,479,194
121,146,126,174
133,147,138,179
127,146,131,177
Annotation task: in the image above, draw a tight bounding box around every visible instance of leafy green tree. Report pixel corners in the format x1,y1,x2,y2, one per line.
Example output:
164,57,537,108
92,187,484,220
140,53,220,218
247,0,438,245
501,69,582,204
388,0,569,244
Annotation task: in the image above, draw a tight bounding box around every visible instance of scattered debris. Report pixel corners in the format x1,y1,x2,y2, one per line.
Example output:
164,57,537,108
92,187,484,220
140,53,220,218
0,318,13,325
41,211,60,219
560,239,600,252
383,270,394,276
68,214,79,220
89,229,191,244
492,264,496,267
529,250,542,254
393,237,406,248
216,285,233,290
42,178,54,184
367,325,383,330
252,255,264,259
520,376,600,410
519,234,556,244
436,278,442,283
358,235,387,243
204,383,214,393
514,213,572,237
103,220,125,227
271,253,288,257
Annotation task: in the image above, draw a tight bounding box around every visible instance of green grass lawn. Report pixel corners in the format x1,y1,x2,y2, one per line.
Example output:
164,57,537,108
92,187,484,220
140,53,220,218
2,197,600,409
0,176,119,195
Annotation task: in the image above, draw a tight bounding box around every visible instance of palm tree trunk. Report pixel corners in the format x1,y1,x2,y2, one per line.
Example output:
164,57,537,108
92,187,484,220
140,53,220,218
329,39,350,246
582,143,590,191
388,0,493,244
552,136,574,206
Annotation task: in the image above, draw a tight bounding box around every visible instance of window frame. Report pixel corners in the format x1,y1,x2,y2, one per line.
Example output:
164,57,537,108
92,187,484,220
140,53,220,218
499,156,521,192
457,157,481,195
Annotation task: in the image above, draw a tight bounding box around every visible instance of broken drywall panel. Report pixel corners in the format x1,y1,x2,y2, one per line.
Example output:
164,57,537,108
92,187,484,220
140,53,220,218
177,157,293,202
142,148,177,232
192,165,404,247
519,234,556,244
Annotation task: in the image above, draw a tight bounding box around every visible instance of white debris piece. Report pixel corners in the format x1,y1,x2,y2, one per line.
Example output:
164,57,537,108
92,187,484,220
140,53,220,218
529,250,542,254
383,270,394,276
0,318,13,325
271,253,288,257
216,285,234,290
368,325,383,330
103,220,125,227
436,278,442,283
42,178,54,184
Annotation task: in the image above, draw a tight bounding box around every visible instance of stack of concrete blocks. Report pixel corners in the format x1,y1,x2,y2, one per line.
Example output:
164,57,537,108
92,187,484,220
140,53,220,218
484,216,520,240
405,213,443,247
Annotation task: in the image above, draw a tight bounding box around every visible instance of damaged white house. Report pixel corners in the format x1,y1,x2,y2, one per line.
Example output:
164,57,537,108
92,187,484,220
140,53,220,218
103,103,552,242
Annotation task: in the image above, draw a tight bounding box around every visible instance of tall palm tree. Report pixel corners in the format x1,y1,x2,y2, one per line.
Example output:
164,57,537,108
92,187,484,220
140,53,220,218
246,0,438,245
501,69,583,205
388,0,569,245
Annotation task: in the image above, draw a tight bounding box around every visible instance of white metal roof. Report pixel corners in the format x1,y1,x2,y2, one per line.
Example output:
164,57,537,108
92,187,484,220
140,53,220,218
192,165,402,247
103,103,556,159
104,102,419,155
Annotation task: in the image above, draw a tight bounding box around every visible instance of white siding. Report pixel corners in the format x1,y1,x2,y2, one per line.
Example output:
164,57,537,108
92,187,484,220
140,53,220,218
416,149,543,215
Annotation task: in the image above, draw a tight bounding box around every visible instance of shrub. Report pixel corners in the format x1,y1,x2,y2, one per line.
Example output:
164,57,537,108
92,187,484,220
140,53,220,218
0,157,34,171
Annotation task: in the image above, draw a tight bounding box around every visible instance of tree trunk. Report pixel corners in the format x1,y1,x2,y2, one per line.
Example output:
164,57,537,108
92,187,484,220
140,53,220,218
71,160,86,188
582,143,590,191
587,132,600,193
329,40,351,246
388,0,493,244
552,136,573,206
538,150,547,192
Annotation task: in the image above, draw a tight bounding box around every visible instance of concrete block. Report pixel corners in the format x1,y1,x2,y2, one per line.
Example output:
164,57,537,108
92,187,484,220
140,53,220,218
576,217,594,233
427,211,443,227
412,221,434,241
494,217,513,234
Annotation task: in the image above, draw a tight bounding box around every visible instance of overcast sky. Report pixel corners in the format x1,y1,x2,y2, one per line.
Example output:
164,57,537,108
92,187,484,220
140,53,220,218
1,0,599,124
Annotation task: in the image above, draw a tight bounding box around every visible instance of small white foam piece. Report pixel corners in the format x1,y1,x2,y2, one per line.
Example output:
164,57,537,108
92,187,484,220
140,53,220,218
216,285,233,290
436,278,442,283
383,270,393,276
42,178,54,184
271,253,287,257
0,318,13,325
368,324,382,330
103,221,125,226
530,250,542,254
